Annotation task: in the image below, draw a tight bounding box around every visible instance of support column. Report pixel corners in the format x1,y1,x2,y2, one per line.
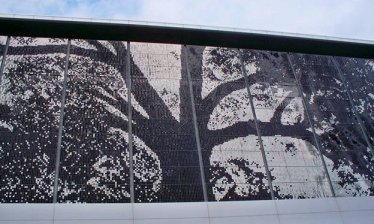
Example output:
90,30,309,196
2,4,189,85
237,49,275,200
331,56,373,153
184,45,208,202
286,53,336,197
53,39,71,203
127,41,135,203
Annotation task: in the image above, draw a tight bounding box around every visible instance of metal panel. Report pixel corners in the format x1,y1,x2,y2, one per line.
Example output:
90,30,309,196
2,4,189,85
187,45,272,201
289,54,374,197
130,42,204,202
240,49,332,199
0,37,67,202
57,39,131,202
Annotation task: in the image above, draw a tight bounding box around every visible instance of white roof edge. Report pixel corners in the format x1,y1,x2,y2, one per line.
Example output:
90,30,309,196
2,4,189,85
1,13,374,45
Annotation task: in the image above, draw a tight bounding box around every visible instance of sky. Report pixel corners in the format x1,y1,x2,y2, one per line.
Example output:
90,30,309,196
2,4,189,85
0,0,373,41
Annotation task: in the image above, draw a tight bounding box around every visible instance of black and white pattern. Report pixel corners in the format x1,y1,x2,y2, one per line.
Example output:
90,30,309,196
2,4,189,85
0,36,6,66
131,43,203,202
335,57,374,146
188,46,272,201
291,54,373,196
0,37,67,202
242,50,332,199
0,37,373,203
57,40,131,202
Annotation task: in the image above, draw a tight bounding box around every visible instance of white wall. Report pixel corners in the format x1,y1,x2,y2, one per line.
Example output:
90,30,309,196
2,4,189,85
0,197,373,224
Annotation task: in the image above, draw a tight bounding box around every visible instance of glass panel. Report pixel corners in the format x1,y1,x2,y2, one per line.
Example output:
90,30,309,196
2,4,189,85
291,54,373,197
57,39,131,202
241,50,332,199
188,46,272,201
131,42,203,202
0,37,67,202
335,57,374,146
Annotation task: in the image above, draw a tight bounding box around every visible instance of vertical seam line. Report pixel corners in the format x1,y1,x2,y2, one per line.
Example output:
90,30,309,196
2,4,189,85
286,53,336,197
127,41,135,204
237,49,275,200
0,36,10,84
53,39,71,203
184,45,208,202
331,56,374,153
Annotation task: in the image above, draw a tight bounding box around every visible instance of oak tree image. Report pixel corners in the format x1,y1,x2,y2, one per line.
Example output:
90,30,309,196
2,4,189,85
0,37,372,203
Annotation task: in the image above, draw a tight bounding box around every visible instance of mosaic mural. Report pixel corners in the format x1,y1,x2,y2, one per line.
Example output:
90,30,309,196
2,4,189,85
57,40,131,202
290,54,374,196
187,46,272,201
130,43,203,202
0,37,67,202
0,37,373,203
241,50,332,199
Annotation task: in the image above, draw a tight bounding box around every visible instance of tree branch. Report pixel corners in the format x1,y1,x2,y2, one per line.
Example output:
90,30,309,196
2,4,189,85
259,120,314,141
7,42,174,125
92,85,145,122
268,95,293,124
185,46,204,104
179,46,193,124
200,121,257,149
201,77,246,114
6,44,121,71
128,58,176,122
7,45,67,56
109,41,126,55
87,40,114,55
70,45,121,69
201,118,314,152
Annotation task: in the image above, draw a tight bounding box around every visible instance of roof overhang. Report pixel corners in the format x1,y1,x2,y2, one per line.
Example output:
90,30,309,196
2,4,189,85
0,16,373,59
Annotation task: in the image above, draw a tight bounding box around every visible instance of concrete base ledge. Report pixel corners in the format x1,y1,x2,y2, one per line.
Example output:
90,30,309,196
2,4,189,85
0,197,373,224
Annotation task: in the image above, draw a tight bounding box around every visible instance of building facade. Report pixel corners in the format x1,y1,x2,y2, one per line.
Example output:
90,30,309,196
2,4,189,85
0,18,373,223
